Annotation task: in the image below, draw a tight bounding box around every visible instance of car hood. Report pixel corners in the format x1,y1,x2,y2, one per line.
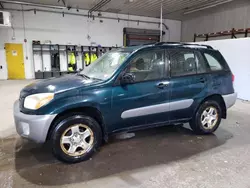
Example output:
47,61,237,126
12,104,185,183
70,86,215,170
21,74,101,95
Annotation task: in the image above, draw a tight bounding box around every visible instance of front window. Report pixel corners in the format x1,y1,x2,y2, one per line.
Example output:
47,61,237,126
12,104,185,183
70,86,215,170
80,51,130,80
126,50,165,82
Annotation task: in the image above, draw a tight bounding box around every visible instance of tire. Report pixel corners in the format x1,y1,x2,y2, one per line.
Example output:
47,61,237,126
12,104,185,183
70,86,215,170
190,100,222,135
51,113,102,163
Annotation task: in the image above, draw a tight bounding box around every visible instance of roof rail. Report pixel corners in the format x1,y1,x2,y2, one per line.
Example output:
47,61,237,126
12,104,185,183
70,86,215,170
154,42,214,49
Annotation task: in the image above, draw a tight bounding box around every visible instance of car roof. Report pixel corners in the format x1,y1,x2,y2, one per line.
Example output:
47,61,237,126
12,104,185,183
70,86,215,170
118,42,214,53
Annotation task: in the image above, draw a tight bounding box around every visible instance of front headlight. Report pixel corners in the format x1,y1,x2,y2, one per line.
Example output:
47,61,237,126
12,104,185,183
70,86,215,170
24,93,54,110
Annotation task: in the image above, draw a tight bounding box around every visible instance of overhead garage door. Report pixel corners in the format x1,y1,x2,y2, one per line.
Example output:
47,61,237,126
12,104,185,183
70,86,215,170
123,28,161,46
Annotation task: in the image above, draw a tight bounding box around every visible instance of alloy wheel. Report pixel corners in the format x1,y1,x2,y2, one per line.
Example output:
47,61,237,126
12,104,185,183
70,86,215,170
60,124,94,157
200,106,218,130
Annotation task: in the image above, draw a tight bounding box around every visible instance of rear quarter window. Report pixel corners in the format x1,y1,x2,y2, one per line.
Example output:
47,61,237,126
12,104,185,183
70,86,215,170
203,51,229,71
204,53,222,71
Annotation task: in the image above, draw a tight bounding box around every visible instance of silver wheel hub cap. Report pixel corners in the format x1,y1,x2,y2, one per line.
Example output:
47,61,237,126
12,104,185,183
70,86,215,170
72,133,81,143
60,124,94,156
201,107,218,129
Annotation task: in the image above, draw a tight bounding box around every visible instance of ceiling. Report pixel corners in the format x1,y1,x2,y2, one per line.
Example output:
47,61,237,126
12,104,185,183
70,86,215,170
1,0,239,19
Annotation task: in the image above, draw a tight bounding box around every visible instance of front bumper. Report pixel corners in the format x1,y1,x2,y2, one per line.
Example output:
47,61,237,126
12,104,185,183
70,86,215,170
13,100,56,143
223,93,237,109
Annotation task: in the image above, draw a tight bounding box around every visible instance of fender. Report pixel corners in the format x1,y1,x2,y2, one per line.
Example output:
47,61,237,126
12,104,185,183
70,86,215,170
38,87,112,120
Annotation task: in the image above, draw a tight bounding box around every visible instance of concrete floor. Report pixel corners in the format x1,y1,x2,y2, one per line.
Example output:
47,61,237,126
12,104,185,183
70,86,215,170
1,80,250,188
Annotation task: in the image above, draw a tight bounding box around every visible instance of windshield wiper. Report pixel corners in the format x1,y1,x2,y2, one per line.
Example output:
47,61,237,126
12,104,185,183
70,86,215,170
92,77,103,81
77,73,103,81
77,73,90,79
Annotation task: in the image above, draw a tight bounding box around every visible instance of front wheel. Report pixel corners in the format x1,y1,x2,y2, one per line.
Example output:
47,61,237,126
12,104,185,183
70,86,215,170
190,100,222,134
51,114,102,163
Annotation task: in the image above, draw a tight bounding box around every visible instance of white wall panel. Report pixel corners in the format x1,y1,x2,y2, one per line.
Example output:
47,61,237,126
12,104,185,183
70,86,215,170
196,38,250,101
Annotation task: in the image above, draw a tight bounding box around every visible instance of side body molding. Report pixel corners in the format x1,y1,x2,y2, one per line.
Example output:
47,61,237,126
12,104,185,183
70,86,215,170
121,99,194,119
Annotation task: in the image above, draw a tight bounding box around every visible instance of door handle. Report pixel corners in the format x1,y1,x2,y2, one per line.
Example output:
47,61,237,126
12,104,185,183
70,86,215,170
157,81,169,89
199,78,206,83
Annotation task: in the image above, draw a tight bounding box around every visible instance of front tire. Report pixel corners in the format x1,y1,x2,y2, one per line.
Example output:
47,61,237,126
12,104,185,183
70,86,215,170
190,100,222,134
51,113,102,163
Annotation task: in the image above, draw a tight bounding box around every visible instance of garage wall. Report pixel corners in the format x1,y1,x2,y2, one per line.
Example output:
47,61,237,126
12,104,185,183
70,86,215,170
181,0,250,42
196,38,250,101
0,5,181,80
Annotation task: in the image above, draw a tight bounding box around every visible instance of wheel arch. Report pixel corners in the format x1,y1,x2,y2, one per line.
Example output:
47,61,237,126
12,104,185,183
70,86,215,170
197,94,227,119
46,106,108,142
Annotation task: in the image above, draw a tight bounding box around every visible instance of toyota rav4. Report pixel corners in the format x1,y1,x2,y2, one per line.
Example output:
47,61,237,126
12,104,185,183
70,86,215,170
14,43,237,163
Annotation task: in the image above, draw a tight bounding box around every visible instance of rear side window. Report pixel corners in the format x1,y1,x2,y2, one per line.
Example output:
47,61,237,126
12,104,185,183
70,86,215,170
204,53,223,71
169,49,207,77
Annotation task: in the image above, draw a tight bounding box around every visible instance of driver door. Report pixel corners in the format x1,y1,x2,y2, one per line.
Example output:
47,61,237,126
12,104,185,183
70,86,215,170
109,49,170,132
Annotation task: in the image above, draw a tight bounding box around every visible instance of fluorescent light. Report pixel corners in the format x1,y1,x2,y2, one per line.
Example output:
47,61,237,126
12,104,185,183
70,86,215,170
184,0,233,14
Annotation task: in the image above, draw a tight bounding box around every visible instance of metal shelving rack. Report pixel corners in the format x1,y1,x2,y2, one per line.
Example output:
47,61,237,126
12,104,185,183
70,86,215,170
32,42,118,79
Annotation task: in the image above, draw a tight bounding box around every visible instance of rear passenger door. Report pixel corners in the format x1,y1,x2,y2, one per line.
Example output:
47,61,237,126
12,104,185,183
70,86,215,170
168,48,210,122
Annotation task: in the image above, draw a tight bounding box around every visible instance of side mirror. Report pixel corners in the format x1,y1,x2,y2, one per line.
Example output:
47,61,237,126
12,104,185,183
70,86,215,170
120,73,136,85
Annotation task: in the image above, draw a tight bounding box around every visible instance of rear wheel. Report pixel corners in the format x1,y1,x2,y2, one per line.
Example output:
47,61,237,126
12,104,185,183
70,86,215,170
51,114,102,163
190,100,222,134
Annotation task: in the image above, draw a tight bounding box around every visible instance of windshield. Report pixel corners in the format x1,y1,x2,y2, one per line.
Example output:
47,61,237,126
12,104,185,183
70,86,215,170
80,51,130,80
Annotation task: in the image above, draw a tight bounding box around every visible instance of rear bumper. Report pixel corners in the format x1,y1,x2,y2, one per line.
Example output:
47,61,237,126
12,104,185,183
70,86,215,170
13,100,56,143
223,93,237,109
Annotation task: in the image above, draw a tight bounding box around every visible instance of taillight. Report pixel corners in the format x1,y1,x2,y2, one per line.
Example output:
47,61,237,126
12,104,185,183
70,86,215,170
232,74,235,82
